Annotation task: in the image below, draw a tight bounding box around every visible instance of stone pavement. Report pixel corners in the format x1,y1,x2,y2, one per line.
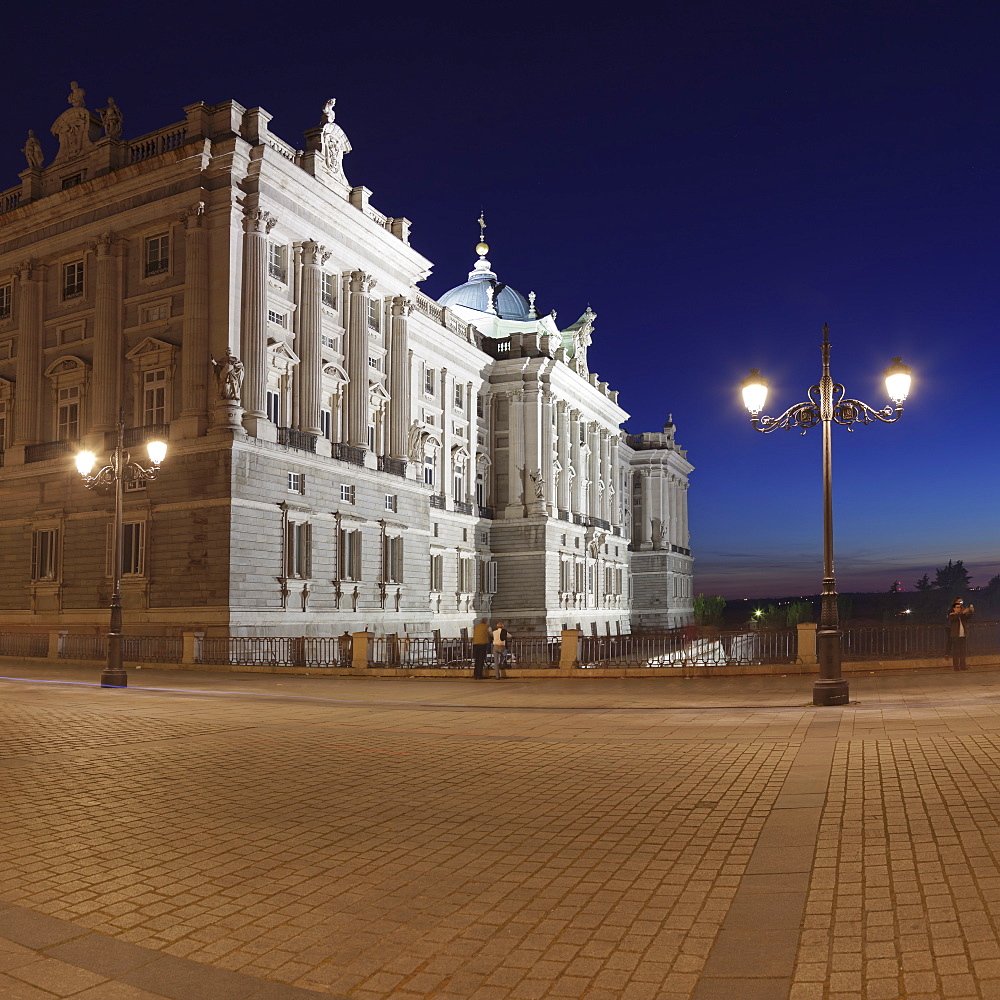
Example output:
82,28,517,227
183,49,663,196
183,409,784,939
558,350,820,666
2,664,1000,999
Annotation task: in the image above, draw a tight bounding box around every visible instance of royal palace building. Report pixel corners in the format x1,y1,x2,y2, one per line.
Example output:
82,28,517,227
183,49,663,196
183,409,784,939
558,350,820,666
0,83,694,637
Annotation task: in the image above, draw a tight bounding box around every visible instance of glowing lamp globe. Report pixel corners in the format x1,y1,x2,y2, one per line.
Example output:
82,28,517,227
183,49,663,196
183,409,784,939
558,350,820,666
147,440,167,466
75,451,97,476
741,369,769,415
883,357,911,404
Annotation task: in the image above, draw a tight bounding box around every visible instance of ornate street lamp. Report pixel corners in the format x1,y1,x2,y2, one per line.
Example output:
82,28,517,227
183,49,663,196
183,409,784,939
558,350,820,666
75,409,167,688
741,324,911,706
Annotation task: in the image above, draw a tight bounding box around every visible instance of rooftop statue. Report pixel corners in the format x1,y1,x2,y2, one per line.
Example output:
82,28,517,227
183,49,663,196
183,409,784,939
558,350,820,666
68,81,86,108
21,130,44,170
51,80,99,162
319,98,351,182
100,98,122,139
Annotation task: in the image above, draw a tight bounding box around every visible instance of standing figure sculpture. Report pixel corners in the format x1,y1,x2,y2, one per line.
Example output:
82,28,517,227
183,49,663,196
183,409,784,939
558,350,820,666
211,349,244,401
21,130,44,170
100,98,123,139
68,81,86,108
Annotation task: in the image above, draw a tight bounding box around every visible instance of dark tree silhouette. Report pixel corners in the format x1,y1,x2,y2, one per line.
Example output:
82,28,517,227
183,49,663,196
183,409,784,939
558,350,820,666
932,560,972,593
914,574,932,591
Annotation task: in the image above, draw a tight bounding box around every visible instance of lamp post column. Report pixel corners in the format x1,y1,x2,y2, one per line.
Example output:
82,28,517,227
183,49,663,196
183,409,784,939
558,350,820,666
104,412,127,688
814,336,846,705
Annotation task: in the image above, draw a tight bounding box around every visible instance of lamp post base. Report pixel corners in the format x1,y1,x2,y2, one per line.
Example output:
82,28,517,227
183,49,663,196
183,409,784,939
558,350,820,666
100,668,128,688
813,678,849,706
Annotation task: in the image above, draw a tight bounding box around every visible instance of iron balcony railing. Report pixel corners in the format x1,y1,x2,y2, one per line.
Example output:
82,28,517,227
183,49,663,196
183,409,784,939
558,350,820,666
332,443,366,466
25,440,73,464
477,505,495,519
429,494,446,509
377,455,407,477
277,427,317,453
454,500,474,516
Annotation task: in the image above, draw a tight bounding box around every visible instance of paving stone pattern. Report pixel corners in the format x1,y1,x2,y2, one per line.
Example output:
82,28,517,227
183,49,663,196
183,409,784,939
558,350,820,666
3,665,1000,998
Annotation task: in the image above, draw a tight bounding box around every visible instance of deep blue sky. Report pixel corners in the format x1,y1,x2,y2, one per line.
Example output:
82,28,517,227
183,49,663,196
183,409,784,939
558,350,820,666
3,0,998,598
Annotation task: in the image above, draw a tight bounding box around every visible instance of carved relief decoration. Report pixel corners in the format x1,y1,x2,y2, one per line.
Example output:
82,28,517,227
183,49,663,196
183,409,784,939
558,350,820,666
50,81,101,163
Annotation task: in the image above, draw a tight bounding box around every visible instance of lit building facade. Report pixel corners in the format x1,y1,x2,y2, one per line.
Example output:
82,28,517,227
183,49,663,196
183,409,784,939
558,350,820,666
0,84,693,637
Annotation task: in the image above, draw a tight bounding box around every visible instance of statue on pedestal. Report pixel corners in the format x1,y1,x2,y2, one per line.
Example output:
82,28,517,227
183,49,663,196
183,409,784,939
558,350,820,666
211,349,244,401
21,130,43,170
100,98,123,139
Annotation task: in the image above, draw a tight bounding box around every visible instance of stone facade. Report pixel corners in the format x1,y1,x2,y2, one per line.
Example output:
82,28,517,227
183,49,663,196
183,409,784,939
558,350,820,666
0,85,694,637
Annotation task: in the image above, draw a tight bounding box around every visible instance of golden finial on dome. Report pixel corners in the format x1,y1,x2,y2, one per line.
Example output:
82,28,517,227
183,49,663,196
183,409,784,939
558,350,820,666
476,210,488,257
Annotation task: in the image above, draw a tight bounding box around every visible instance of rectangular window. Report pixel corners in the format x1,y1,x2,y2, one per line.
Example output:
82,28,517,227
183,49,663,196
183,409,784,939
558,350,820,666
476,473,485,508
142,303,169,324
122,521,146,576
367,424,376,451
287,472,304,494
423,366,434,395
385,493,397,512
268,243,287,282
322,273,337,308
368,298,381,331
63,260,84,300
268,309,286,327
459,557,475,593
340,484,355,504
61,173,83,189
384,535,403,584
144,234,170,277
430,553,443,592
142,369,166,425
476,395,484,418
368,356,381,371
31,529,59,581
454,470,464,501
339,528,361,581
284,521,312,579
454,384,464,409
124,479,147,493
320,409,332,441
424,456,434,486
57,386,80,441
266,390,280,424
0,284,11,320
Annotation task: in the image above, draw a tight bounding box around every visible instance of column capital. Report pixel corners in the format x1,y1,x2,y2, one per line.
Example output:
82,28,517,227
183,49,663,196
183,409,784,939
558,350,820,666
504,388,523,402
299,240,331,266
88,232,125,256
390,295,413,317
243,207,277,234
15,259,44,280
349,269,377,294
179,201,206,228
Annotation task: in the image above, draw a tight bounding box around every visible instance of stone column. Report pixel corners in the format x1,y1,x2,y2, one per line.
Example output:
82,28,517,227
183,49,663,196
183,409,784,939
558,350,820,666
682,482,690,547
345,270,376,448
388,296,412,460
239,207,276,438
91,233,125,432
440,368,450,498
640,470,653,549
609,435,620,526
588,423,600,518
569,409,583,513
556,401,570,513
178,203,210,437
599,429,611,522
539,390,554,514
11,261,45,451
522,387,543,514
466,382,475,501
505,388,524,518
296,240,329,438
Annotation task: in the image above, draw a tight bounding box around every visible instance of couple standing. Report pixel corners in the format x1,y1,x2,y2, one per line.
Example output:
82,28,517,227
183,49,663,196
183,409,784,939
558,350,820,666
472,620,510,679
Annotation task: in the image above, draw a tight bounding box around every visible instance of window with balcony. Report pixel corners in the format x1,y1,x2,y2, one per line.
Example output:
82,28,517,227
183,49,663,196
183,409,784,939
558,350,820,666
423,366,434,396
424,456,434,486
320,408,332,441
144,234,170,277
322,273,338,308
57,386,80,441
268,243,287,282
31,528,60,581
62,260,84,300
142,369,166,425
266,390,281,424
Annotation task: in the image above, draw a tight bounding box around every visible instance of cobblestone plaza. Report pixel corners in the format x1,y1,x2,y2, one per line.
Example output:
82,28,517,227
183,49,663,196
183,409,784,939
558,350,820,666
3,666,1000,999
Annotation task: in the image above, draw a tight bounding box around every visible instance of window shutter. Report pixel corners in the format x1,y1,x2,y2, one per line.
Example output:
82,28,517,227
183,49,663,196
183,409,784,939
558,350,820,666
284,519,294,578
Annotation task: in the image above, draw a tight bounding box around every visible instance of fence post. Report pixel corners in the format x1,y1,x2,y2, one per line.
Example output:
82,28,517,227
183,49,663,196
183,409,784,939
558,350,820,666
797,622,818,664
352,632,370,670
560,629,580,670
48,630,65,659
182,632,204,664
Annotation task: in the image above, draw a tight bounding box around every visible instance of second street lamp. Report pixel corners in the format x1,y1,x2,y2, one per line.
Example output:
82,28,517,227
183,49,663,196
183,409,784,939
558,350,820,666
741,324,911,707
76,409,167,689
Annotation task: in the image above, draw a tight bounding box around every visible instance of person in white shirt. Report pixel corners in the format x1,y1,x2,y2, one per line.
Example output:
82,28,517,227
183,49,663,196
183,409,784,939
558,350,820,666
491,622,510,679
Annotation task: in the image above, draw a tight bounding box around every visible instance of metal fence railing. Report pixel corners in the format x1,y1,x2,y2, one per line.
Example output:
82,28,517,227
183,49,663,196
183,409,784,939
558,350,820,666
842,621,998,660
366,637,560,669
580,628,798,668
59,634,106,660
0,632,49,658
122,636,184,664
199,636,349,668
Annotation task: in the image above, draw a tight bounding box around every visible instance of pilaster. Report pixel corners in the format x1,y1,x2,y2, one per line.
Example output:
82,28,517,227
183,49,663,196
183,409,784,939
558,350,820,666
239,206,276,439
10,260,45,455
504,388,525,518
296,240,329,437
388,296,412,460
176,203,210,437
345,270,376,448
90,233,126,432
